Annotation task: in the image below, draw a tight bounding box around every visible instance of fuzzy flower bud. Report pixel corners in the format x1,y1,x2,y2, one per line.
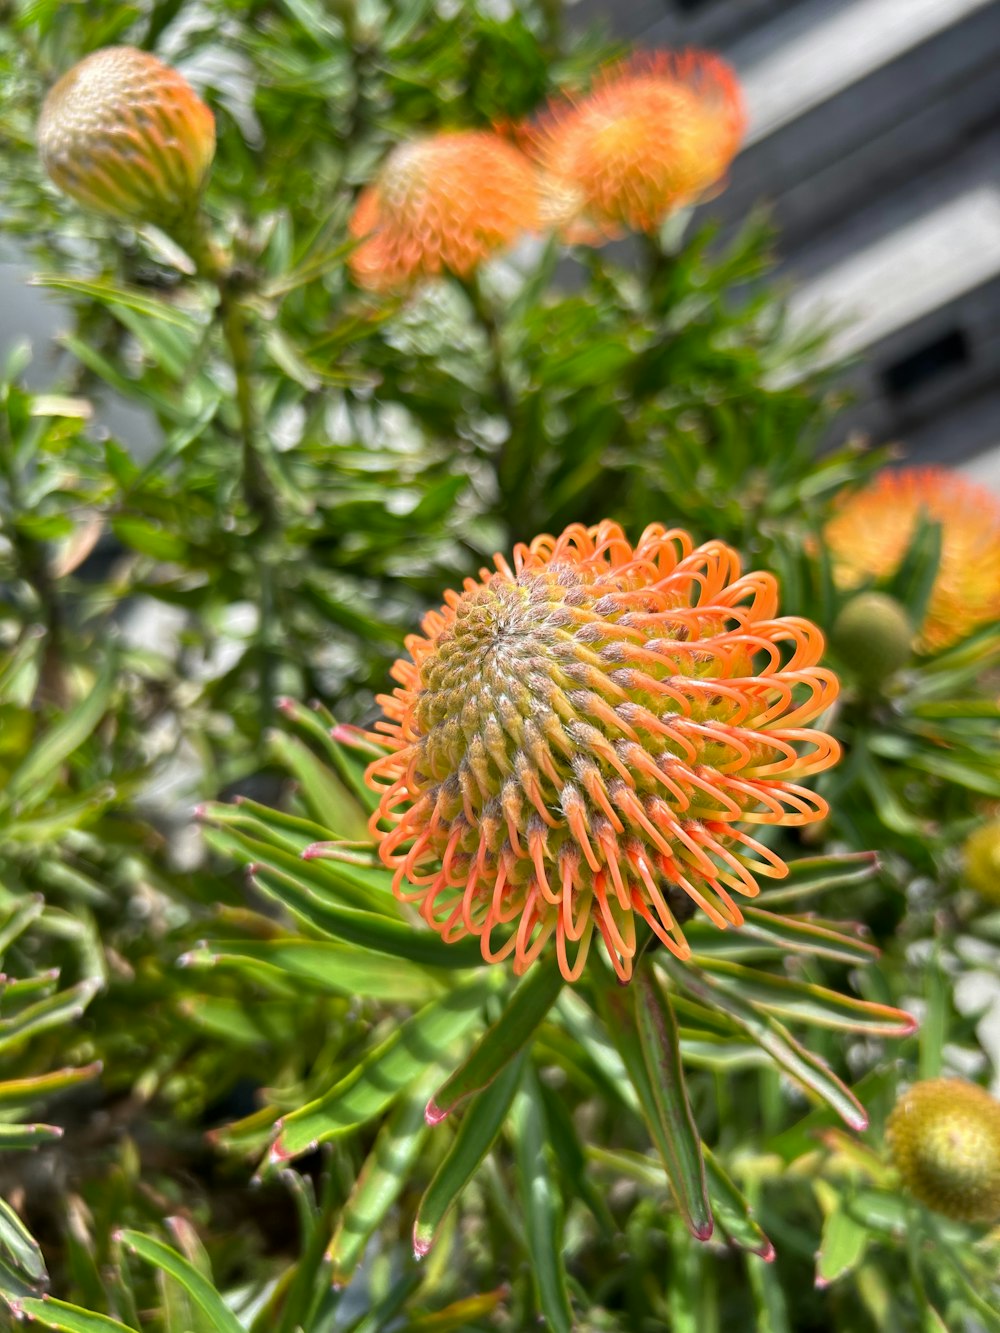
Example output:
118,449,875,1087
366,522,840,981
525,50,746,241
887,1079,1000,1223
37,46,215,229
349,132,540,291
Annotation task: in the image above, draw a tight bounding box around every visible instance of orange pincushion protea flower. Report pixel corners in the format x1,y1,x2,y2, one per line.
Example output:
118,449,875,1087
824,467,1000,653
348,132,540,291
526,50,745,241
37,46,215,229
366,522,840,982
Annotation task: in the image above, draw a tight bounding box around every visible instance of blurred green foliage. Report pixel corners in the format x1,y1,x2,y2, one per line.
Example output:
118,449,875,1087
1,1,999,1330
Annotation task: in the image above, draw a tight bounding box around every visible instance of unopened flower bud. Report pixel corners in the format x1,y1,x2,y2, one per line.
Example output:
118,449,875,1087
38,46,215,230
887,1079,1000,1223
830,592,913,688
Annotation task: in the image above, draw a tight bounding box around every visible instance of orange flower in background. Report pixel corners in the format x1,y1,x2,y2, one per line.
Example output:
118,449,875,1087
348,132,540,291
37,46,215,229
824,467,1000,653
366,521,839,982
526,50,746,241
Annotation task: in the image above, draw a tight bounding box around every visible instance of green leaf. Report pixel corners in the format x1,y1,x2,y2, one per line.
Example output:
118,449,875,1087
178,938,442,1003
0,1062,102,1108
8,1297,136,1332
0,980,103,1055
702,1146,774,1260
201,820,395,916
327,1072,435,1284
266,730,370,841
248,865,484,968
692,960,916,1035
595,966,713,1240
0,896,45,957
271,976,497,1162
414,1051,526,1257
511,1068,574,1333
426,958,563,1124
0,1197,46,1281
0,1123,64,1149
117,1232,242,1333
738,910,878,965
885,513,942,628
816,1195,869,1288
4,659,114,807
110,517,189,563
659,957,869,1130
755,853,880,907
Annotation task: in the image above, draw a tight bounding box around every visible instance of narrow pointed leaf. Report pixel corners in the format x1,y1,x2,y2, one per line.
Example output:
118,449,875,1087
659,957,869,1130
815,1196,869,1288
738,911,879,965
327,1073,435,1284
201,824,392,916
0,896,45,956
693,960,916,1035
0,1197,46,1280
117,1232,242,1333
249,866,484,969
272,977,496,1161
511,1070,573,1333
266,730,370,840
702,1146,774,1260
755,853,879,907
0,1123,63,1148
8,1298,136,1332
5,658,114,806
179,939,442,1003
427,958,563,1124
415,1051,526,1256
595,969,713,1240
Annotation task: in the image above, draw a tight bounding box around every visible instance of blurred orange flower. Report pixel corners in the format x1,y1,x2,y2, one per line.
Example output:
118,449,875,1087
366,521,839,981
348,131,540,291
37,46,215,229
824,467,1000,652
525,50,746,241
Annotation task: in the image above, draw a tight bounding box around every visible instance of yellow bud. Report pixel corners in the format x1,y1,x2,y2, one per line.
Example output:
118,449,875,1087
887,1079,1000,1223
965,820,1000,906
38,46,215,229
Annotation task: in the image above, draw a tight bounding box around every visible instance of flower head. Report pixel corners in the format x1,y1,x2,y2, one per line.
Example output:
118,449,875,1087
38,46,215,228
366,522,840,981
965,819,1000,905
887,1079,1000,1223
824,467,1000,652
349,132,540,291
525,51,745,241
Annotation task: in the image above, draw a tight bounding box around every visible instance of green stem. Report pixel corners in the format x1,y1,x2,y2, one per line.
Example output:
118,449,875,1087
180,211,279,734
458,272,526,536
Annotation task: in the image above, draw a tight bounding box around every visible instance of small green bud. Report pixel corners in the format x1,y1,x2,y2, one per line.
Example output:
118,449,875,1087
831,591,913,687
